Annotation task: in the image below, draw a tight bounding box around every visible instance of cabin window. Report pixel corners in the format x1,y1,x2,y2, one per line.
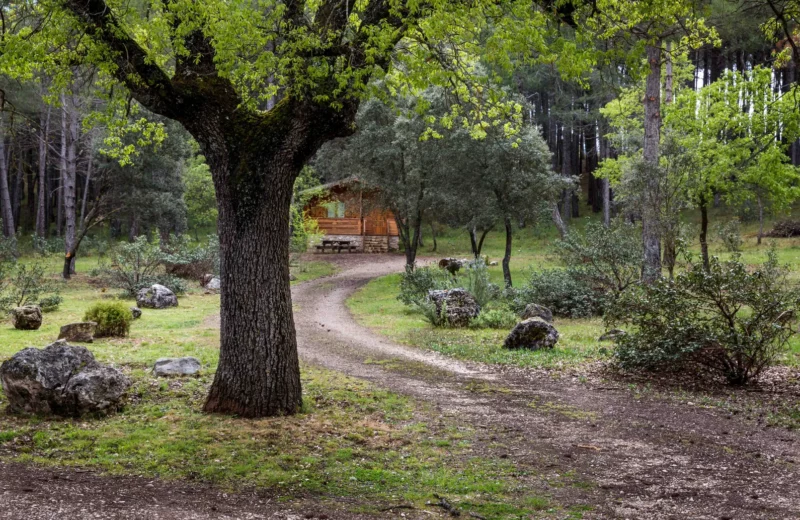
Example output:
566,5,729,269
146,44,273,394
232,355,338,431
324,201,346,218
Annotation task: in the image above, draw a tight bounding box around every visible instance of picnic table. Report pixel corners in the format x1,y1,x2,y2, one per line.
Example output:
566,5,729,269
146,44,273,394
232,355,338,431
315,239,357,253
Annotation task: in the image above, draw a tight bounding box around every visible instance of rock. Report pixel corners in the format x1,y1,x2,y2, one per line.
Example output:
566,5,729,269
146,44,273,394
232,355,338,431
520,303,553,323
201,273,215,287
503,318,559,350
289,273,297,282
438,258,462,275
58,322,97,343
598,329,626,342
0,340,131,416
130,307,142,319
136,284,178,309
11,306,42,330
489,261,499,266
153,357,201,377
206,277,221,291
427,288,480,327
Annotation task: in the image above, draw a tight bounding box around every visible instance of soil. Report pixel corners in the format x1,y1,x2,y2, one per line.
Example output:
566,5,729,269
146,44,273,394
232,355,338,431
3,253,800,519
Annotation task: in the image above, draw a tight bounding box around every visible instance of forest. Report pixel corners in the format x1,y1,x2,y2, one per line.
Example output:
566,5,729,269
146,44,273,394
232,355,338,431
1,0,800,518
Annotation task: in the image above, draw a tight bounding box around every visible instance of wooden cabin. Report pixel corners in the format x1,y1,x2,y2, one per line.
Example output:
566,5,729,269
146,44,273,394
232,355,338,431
303,178,400,253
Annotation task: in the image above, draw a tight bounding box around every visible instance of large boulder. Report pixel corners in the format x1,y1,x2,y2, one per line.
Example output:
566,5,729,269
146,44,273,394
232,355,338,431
503,318,559,351
153,357,202,377
0,340,131,416
206,277,221,291
428,288,480,327
520,303,553,323
136,284,178,309
58,322,97,343
11,306,42,330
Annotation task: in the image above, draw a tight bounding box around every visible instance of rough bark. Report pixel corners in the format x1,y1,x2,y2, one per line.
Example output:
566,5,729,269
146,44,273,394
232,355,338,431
0,112,15,238
502,216,513,288
61,96,78,279
641,43,663,283
429,222,437,253
58,0,395,418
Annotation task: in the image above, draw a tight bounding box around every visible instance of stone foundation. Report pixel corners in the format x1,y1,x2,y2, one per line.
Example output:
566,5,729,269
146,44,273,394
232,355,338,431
309,234,400,253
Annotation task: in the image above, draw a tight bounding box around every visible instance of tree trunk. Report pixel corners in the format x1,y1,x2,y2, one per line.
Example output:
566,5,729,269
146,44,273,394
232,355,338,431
61,96,78,279
602,177,611,227
502,216,513,288
430,222,437,253
641,43,663,283
80,140,93,229
0,113,15,238
757,194,764,246
552,203,567,238
700,197,710,271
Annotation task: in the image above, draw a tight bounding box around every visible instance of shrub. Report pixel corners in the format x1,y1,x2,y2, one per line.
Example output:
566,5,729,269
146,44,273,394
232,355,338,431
38,294,64,313
84,302,134,337
397,265,454,306
162,234,220,280
512,269,605,318
97,236,165,297
0,262,62,313
462,259,501,307
413,298,449,327
713,218,742,252
556,220,642,296
469,308,518,329
607,251,799,385
31,235,64,257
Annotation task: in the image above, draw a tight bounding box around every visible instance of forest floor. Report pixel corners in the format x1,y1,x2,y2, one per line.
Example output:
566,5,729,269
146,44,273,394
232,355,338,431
2,252,800,519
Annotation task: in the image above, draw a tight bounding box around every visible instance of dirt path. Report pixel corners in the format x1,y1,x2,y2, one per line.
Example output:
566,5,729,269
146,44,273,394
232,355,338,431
3,255,799,519
293,254,800,520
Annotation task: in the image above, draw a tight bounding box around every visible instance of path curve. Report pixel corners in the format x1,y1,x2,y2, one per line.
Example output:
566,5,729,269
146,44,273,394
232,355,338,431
294,254,800,520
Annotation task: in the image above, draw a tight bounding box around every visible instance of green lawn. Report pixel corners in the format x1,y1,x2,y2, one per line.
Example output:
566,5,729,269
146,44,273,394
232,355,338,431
349,207,800,370
0,255,580,518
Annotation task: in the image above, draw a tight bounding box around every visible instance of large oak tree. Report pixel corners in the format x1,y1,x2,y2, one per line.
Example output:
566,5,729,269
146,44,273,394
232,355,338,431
0,0,641,417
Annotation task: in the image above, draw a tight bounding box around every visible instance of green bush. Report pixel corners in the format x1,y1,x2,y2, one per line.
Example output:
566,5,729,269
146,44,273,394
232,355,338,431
84,302,134,338
397,266,454,306
512,269,605,318
469,308,518,329
0,262,62,313
162,234,220,280
462,259,500,307
607,251,799,385
38,294,64,313
556,220,642,296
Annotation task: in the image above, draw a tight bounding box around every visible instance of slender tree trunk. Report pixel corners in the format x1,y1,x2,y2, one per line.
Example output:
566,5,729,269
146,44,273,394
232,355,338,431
502,216,513,288
602,178,611,227
469,227,479,258
757,194,764,246
665,42,674,104
0,113,15,238
552,203,567,238
430,222,437,252
12,146,23,232
641,43,663,283
57,109,66,239
62,96,78,279
80,140,93,228
699,197,710,271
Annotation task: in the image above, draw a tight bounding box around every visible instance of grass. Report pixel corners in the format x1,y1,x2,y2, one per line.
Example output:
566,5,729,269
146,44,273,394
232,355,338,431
348,273,609,370
0,254,578,518
348,206,800,371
